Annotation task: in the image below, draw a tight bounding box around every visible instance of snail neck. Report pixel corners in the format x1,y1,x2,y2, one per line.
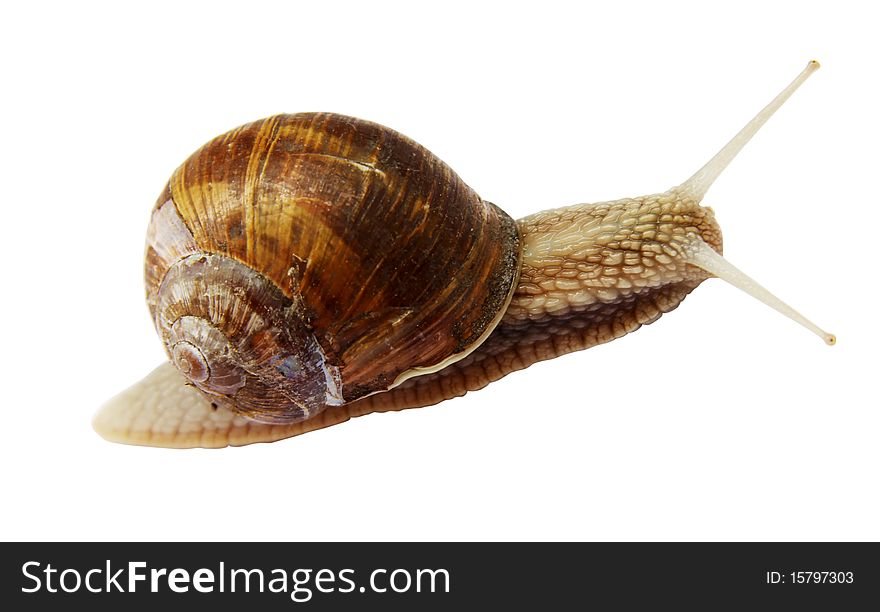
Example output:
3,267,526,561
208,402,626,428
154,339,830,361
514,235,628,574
504,190,717,332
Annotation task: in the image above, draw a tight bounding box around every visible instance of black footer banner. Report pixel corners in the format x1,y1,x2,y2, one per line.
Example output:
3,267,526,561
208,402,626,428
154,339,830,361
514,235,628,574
3,543,877,609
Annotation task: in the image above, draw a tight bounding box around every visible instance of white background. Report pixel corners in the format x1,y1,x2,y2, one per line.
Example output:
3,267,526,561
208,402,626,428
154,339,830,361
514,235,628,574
1,1,877,541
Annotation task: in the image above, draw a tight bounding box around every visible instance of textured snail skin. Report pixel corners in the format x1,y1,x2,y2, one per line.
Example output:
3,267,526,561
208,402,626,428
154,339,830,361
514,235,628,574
95,364,365,448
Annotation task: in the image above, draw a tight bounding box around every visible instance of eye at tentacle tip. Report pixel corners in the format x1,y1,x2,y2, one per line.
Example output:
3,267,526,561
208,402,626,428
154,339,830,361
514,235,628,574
679,60,820,201
668,61,833,346
681,236,834,346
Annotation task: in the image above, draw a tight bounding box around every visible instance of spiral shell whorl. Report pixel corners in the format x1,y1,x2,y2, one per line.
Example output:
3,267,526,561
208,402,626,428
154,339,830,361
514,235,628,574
154,253,341,423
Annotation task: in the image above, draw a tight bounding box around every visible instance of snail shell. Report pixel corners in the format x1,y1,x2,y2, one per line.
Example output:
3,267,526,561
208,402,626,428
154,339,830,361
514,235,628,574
144,113,520,424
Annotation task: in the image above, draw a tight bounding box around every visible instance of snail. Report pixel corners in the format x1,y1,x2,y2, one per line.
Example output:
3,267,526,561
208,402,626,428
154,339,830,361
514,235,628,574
95,61,834,449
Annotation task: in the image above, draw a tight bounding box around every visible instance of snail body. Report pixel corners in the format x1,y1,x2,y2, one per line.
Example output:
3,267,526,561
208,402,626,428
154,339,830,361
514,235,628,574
95,62,833,448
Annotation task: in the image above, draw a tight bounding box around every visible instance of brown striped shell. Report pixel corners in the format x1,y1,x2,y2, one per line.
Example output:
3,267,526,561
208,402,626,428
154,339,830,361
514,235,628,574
144,113,521,424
